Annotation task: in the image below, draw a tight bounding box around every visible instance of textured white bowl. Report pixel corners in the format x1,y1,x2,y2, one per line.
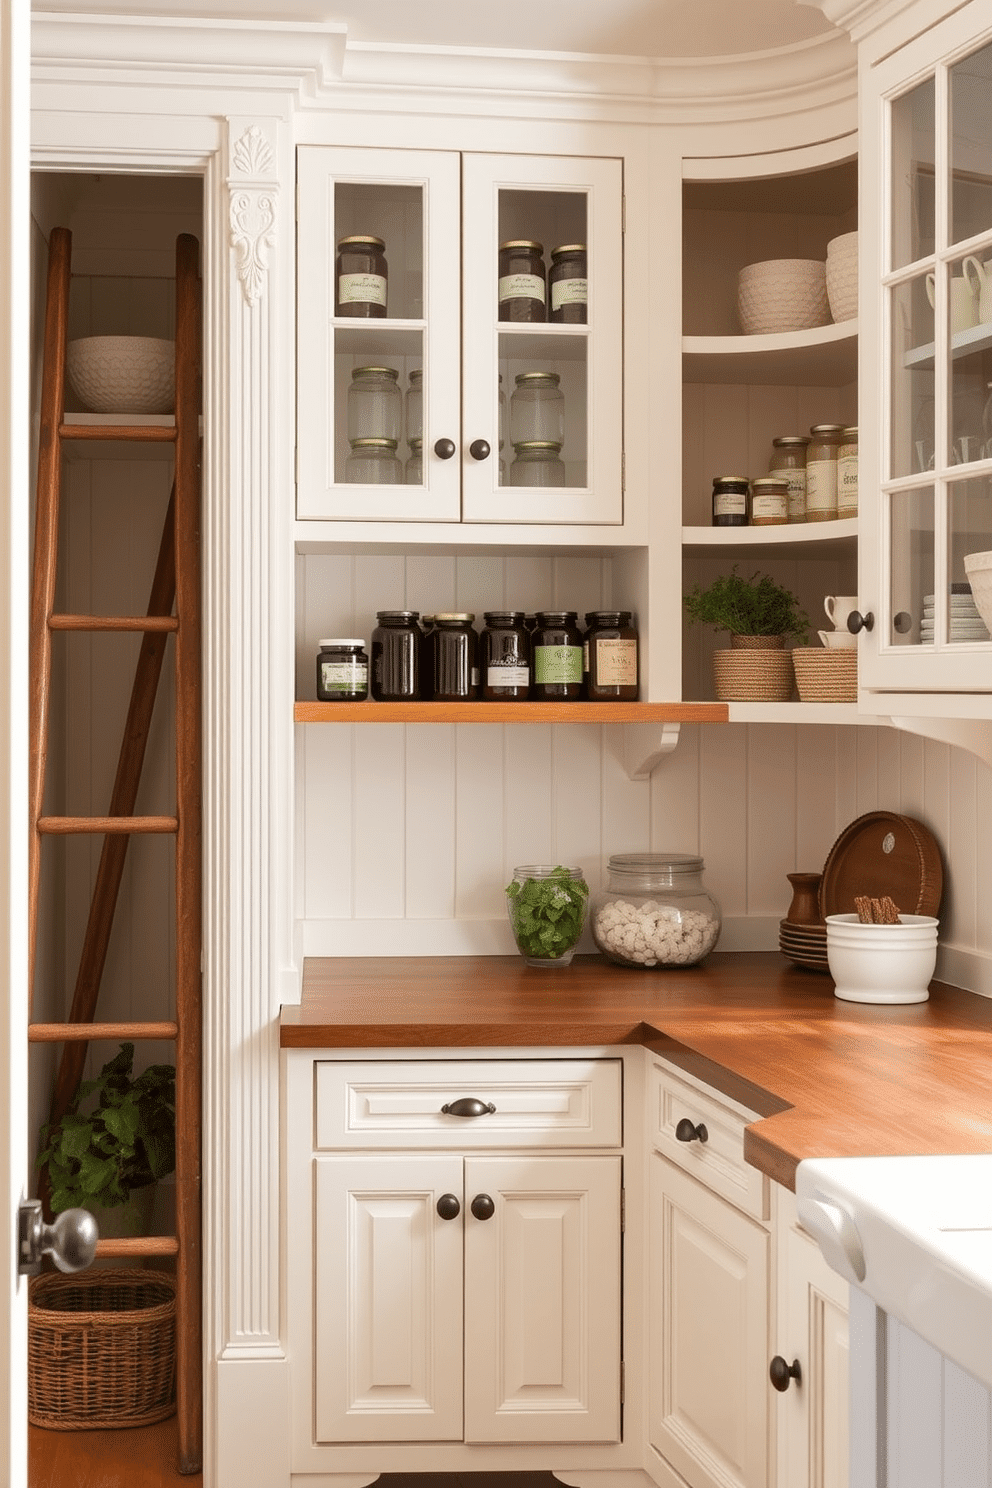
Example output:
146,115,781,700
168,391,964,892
737,259,830,335
826,231,859,322
963,553,992,635
825,913,938,1004
67,336,175,414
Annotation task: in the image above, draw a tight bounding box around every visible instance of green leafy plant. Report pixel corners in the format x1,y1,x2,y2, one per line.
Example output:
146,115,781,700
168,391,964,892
683,566,810,641
36,1042,176,1214
506,866,589,961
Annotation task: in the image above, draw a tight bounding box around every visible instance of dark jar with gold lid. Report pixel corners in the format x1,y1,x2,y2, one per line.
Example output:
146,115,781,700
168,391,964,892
335,235,388,319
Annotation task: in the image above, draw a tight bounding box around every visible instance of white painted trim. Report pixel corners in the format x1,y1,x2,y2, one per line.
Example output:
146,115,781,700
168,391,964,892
936,942,992,999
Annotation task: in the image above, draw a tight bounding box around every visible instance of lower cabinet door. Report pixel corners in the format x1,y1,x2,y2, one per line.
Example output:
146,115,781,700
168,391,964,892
314,1154,464,1442
464,1154,622,1444
649,1151,770,1488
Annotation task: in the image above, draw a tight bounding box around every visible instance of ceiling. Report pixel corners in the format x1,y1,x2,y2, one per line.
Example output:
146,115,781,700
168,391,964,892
33,0,840,61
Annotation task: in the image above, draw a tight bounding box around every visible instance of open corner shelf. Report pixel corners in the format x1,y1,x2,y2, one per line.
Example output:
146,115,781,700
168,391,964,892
294,700,728,724
682,320,858,386
682,517,857,554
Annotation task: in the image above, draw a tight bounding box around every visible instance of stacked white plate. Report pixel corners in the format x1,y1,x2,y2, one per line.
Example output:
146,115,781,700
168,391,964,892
920,589,989,643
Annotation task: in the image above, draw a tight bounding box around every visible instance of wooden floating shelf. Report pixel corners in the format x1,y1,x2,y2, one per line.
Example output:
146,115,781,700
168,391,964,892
294,700,728,724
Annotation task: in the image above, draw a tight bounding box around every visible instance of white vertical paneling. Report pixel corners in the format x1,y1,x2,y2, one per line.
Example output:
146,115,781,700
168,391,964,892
406,724,456,920
302,725,356,920
503,726,554,881
504,554,555,614
354,552,407,646
854,726,879,818
299,552,355,698
550,724,602,889
353,725,406,918
681,383,707,526
406,551,456,618
943,1359,992,1488
455,554,504,615
834,727,860,829
796,726,839,870
650,722,701,853
600,728,652,870
887,1319,944,1488
976,761,992,955
745,723,797,914
698,723,749,917
922,739,952,858
948,746,978,947
454,724,505,919
552,553,608,615
898,729,926,814
877,725,903,815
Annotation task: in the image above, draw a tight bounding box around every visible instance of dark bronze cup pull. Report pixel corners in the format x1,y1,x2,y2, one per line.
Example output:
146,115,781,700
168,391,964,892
470,1193,496,1221
769,1355,802,1392
441,1097,497,1117
675,1117,708,1144
436,1194,461,1221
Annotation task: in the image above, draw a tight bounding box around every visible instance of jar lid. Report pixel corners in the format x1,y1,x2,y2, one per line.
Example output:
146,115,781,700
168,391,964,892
535,610,579,623
409,368,423,383
713,475,749,486
809,423,846,435
408,437,422,450
772,435,810,447
500,239,544,251
375,609,419,620
350,437,399,449
351,365,399,379
585,610,632,627
434,612,476,624
483,610,526,623
515,371,561,385
607,852,704,874
750,475,789,488
551,243,586,257
841,425,858,438
512,864,585,880
514,440,563,452
338,234,385,249
318,638,365,649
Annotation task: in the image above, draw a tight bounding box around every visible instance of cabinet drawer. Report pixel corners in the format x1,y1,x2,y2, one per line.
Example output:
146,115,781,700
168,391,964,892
647,1060,767,1220
314,1058,622,1149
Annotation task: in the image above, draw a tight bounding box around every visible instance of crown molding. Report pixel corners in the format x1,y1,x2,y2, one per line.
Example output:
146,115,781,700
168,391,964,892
797,0,961,45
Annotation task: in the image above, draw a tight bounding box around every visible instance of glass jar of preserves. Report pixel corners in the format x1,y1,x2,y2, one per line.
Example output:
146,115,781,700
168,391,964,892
838,425,858,516
711,475,749,527
549,244,587,324
806,424,845,522
480,611,530,701
335,234,387,319
584,610,638,700
770,435,810,523
426,613,478,702
506,865,589,968
316,639,368,702
405,367,423,445
370,611,422,701
498,240,546,323
749,475,789,526
590,853,722,968
531,611,583,700
509,371,565,447
347,366,402,443
404,438,422,485
344,437,402,484
510,441,566,487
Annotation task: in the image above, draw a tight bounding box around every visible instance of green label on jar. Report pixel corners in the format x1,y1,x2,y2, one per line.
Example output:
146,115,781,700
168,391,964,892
320,659,367,694
534,644,582,685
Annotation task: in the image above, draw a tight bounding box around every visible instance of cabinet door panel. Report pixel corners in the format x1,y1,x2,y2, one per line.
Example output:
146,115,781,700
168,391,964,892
777,1211,849,1488
464,1154,621,1443
314,1154,463,1442
649,1153,769,1488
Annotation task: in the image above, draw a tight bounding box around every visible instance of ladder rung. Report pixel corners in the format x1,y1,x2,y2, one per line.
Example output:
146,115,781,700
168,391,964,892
37,814,178,835
49,613,179,633
59,421,176,443
29,1020,178,1042
96,1237,179,1257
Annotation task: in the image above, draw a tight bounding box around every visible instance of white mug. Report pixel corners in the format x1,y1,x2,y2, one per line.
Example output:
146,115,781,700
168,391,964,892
818,628,858,649
824,595,858,631
963,255,992,327
926,271,979,335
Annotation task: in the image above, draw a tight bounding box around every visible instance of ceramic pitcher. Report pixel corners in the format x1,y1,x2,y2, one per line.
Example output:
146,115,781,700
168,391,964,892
963,255,992,327
926,270,978,334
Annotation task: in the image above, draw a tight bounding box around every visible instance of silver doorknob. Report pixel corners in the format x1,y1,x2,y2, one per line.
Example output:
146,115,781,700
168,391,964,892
18,1199,98,1274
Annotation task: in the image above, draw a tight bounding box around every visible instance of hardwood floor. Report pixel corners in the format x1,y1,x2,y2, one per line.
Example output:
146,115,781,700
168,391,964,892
29,1417,200,1488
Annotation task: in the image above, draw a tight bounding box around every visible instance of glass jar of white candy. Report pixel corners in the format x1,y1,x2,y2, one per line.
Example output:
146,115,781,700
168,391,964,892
591,853,721,968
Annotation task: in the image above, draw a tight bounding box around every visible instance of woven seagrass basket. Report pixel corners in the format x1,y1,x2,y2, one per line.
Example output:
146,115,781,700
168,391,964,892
28,1268,176,1430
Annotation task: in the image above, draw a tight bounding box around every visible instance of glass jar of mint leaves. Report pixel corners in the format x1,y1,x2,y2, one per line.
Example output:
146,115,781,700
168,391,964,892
505,865,589,967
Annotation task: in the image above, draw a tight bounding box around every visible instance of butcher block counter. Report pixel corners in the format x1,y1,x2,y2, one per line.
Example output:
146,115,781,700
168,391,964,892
281,951,992,1190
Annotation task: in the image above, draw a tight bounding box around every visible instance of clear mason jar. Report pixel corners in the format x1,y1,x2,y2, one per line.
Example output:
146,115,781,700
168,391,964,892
509,371,565,446
405,438,423,485
405,367,423,445
506,865,589,968
510,440,566,487
346,366,402,443
344,437,402,484
770,435,810,523
591,853,721,968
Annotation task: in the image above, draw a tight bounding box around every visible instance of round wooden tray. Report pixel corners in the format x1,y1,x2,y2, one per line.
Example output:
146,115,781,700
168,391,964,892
818,810,943,919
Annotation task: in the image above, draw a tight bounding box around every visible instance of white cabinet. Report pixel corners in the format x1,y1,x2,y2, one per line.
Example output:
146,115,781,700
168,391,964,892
858,0,992,695
297,144,623,526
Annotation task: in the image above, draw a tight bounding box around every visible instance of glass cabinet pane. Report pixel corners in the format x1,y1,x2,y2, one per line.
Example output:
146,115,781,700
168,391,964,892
889,275,934,478
950,477,992,643
950,41,992,248
890,78,935,271
889,486,934,646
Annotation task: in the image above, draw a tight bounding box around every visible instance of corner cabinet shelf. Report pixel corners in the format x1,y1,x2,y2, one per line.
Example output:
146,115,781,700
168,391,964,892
682,319,858,387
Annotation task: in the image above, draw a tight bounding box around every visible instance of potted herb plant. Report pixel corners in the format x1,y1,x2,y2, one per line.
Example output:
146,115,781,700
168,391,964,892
36,1042,176,1237
683,567,810,701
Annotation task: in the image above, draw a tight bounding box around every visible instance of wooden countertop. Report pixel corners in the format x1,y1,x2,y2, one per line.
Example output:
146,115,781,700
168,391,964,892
281,952,992,1191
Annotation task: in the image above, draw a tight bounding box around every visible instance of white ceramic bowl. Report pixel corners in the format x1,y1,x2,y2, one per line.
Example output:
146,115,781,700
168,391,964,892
825,913,938,1004
66,335,175,415
817,629,858,649
825,231,858,322
963,553,992,635
737,259,830,336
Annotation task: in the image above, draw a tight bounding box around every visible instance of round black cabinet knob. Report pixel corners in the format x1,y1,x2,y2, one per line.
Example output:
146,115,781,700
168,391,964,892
436,1193,461,1221
434,438,456,460
846,610,875,634
469,438,491,461
470,1193,496,1221
769,1355,802,1392
893,611,913,634
675,1117,708,1144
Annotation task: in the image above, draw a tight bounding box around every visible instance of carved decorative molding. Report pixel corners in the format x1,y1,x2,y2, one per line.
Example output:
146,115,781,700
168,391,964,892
227,121,277,309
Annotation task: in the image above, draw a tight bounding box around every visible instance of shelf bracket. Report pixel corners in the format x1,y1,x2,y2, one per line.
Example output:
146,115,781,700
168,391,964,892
610,721,682,780
890,714,992,771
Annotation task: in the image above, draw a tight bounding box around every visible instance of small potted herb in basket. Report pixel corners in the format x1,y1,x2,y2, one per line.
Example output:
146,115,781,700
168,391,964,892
683,566,810,701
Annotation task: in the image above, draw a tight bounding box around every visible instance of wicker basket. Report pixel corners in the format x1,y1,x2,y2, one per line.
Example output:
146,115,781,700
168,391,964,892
29,1268,176,1430
792,647,858,702
712,648,794,701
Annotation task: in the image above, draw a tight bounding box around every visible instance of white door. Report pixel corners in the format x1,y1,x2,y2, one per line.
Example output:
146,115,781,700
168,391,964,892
776,1209,849,1488
463,1154,622,1444
1,0,31,1482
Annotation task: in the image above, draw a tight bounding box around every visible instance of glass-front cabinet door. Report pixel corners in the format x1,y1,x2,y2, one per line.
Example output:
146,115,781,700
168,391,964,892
297,146,623,526
862,5,992,691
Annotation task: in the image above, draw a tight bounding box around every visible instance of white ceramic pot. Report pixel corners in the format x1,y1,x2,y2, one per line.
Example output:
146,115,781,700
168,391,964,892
825,913,938,1004
817,628,857,649
963,551,992,634
737,258,829,335
825,230,858,322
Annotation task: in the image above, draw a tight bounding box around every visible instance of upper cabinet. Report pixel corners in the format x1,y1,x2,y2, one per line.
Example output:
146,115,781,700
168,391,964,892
859,0,992,693
297,145,623,526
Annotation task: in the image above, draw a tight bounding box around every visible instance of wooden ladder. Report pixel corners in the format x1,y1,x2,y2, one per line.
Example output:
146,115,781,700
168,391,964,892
27,227,202,1475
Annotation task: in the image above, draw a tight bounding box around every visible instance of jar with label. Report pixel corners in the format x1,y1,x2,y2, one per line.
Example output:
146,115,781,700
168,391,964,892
837,426,858,516
711,475,749,527
404,439,422,485
405,367,423,445
749,475,789,526
510,441,566,487
316,639,368,702
426,614,478,702
371,611,422,701
531,611,583,700
509,372,565,447
480,611,530,700
590,853,722,968
549,244,587,324
335,235,387,319
584,610,638,700
498,240,546,323
806,424,845,522
344,437,402,484
770,435,810,523
347,366,402,443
